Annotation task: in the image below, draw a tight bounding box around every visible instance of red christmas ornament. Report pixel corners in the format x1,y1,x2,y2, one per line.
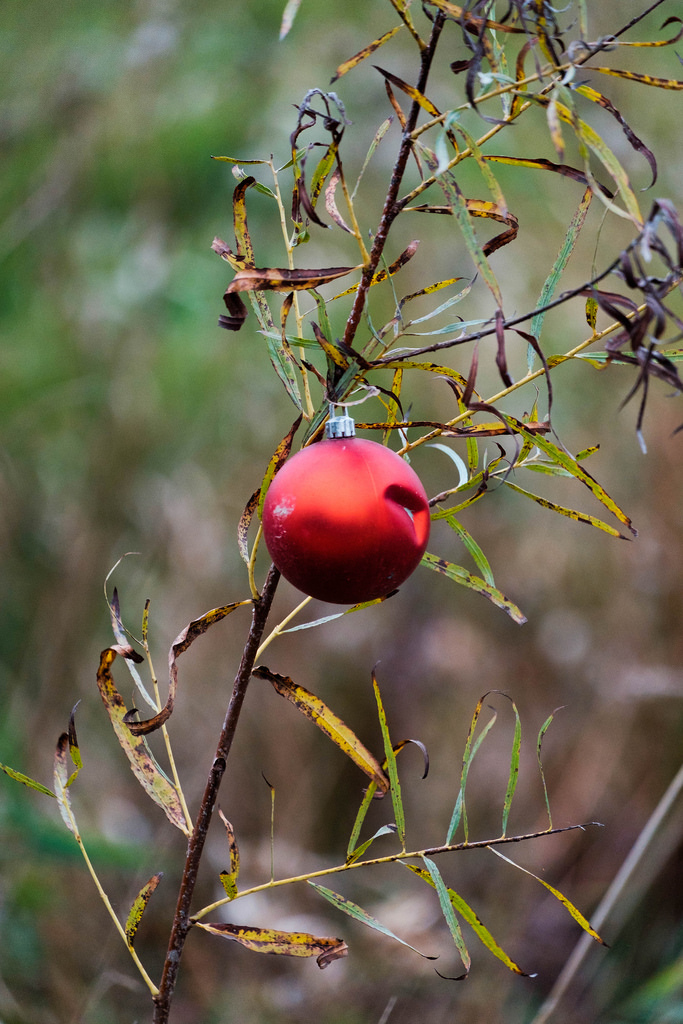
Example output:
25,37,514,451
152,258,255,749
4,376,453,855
262,409,431,604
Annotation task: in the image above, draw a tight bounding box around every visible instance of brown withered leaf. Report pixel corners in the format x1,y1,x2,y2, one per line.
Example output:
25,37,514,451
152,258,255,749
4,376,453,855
53,733,77,835
125,602,252,736
495,309,512,388
197,922,345,965
317,941,349,968
426,0,525,34
351,419,550,438
218,292,248,332
574,84,657,188
324,170,353,234
484,155,614,197
211,235,246,270
233,176,257,266
238,489,260,565
332,240,420,299
226,265,359,294
406,200,518,256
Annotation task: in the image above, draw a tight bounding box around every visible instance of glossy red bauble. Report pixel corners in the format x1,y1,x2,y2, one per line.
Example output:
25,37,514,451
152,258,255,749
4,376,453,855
262,436,430,604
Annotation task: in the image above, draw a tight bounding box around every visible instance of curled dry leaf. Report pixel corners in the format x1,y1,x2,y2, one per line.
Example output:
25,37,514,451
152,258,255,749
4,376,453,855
96,646,187,831
197,922,345,965
125,601,251,736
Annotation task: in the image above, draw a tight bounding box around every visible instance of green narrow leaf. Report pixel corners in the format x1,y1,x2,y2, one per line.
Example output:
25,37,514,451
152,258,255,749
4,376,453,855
310,145,340,213
347,740,428,863
423,153,502,306
219,871,238,900
575,445,600,462
211,156,271,166
308,288,334,347
282,594,392,633
372,671,406,849
502,415,637,537
448,116,508,218
0,763,55,798
399,278,471,317
501,697,521,837
309,883,436,959
442,514,494,586
489,848,607,945
429,444,468,490
351,115,394,198
421,552,527,624
346,778,381,862
258,292,303,411
446,696,497,844
346,824,398,866
406,863,528,975
421,856,471,975
503,479,629,539
125,873,163,947
530,186,592,367
561,103,643,225
536,708,563,830
519,463,573,478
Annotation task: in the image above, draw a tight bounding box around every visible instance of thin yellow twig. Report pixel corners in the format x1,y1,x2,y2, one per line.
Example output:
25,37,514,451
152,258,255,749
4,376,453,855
247,524,264,601
190,821,598,923
54,774,159,996
398,310,641,456
254,594,313,660
269,158,315,419
145,652,192,835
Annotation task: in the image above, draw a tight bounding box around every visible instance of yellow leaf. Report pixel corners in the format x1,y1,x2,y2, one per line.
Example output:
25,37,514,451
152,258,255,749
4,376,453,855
253,666,389,793
197,922,347,966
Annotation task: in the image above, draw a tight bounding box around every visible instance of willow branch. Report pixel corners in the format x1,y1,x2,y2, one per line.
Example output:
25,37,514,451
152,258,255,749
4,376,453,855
340,11,447,354
152,564,281,1024
191,821,601,923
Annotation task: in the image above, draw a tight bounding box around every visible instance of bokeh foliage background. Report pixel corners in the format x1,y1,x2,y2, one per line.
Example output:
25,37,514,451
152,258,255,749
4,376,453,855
1,1,683,1022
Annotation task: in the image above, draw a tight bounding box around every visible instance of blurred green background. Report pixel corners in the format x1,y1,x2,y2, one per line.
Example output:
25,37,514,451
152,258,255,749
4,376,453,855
1,1,683,1022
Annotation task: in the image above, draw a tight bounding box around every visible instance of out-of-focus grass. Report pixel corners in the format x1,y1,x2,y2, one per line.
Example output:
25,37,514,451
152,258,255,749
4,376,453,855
1,2,683,1022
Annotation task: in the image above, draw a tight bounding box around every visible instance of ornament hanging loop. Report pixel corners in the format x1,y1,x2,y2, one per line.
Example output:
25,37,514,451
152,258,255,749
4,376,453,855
325,404,356,439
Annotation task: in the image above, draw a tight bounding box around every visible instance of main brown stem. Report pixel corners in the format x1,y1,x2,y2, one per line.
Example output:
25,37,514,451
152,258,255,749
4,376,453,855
152,565,281,1024
341,11,446,353
153,18,448,1022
